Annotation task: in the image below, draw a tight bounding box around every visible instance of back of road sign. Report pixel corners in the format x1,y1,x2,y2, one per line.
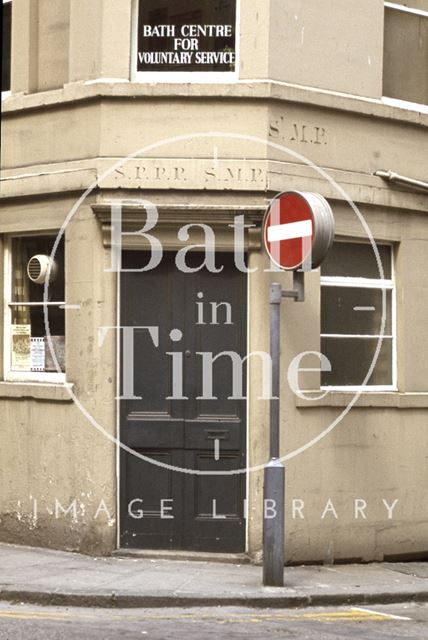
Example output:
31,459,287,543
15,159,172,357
262,191,335,270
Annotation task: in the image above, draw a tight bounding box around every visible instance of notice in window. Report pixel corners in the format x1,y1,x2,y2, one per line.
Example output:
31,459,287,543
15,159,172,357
31,337,45,372
11,325,31,371
137,0,236,73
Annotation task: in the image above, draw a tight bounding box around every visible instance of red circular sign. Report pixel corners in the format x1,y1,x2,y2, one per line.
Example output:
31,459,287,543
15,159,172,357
262,191,334,271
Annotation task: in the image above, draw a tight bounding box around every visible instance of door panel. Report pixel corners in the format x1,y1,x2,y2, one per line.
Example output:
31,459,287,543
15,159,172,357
122,450,183,549
120,251,247,551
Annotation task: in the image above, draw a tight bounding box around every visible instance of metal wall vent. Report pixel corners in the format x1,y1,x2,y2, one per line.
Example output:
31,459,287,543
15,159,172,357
27,255,58,285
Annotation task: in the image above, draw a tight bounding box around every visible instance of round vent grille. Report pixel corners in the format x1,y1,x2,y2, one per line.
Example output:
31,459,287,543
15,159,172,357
27,255,58,285
28,257,42,281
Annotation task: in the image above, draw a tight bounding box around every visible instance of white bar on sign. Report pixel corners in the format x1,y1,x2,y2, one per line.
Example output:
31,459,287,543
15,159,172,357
268,219,312,243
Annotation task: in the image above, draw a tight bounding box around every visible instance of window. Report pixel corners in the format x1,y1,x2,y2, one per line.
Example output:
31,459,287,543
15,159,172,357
4,236,65,381
383,2,428,106
134,0,238,82
320,242,396,390
2,0,11,94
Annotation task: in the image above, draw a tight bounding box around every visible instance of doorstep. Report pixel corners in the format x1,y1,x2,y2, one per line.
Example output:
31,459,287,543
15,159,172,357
112,548,252,564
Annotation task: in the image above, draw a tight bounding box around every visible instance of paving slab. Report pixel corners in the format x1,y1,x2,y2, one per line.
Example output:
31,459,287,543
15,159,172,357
0,543,427,609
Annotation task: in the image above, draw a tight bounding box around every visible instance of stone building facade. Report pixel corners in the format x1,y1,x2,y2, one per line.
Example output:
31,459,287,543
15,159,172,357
1,0,428,562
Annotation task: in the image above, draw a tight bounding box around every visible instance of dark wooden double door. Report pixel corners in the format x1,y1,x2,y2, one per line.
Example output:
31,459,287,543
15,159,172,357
120,252,247,552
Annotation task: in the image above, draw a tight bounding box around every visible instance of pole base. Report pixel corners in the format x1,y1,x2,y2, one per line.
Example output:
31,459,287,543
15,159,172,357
262,458,285,587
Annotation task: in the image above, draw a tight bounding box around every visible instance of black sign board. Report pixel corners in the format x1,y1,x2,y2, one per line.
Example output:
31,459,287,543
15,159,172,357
137,0,236,73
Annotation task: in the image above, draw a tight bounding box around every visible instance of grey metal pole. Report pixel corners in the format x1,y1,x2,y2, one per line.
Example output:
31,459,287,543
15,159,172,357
269,284,281,459
263,283,285,587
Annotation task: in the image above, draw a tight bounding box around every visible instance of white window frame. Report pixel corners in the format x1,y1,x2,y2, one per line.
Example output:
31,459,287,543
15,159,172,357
384,2,428,18
131,0,240,84
320,244,397,392
3,234,66,384
1,0,12,100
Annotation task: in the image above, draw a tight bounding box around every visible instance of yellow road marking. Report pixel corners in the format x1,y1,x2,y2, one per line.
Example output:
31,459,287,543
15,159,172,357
0,612,69,621
111,610,397,622
0,610,71,618
0,607,410,624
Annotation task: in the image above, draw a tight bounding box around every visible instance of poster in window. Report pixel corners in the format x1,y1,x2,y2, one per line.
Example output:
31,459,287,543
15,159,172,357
11,324,31,371
31,337,45,372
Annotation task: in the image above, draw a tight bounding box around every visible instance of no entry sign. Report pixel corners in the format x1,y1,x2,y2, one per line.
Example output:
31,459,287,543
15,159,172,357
262,191,335,270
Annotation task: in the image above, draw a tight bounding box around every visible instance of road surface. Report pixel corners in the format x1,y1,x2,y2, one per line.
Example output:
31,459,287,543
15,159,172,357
0,601,427,638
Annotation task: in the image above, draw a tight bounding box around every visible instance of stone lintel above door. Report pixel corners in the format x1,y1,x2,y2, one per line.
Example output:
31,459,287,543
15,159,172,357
92,202,264,251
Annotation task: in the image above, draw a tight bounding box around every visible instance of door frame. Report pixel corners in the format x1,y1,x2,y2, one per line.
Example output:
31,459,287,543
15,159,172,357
116,250,250,551
111,210,260,551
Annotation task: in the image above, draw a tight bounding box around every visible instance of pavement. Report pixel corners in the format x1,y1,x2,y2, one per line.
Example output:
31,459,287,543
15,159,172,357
0,543,428,609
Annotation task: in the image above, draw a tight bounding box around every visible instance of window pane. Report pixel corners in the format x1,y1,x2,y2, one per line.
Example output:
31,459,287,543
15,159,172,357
11,307,65,373
321,243,392,279
11,236,65,303
1,2,11,92
321,287,392,335
383,7,428,105
137,0,236,72
321,337,393,387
